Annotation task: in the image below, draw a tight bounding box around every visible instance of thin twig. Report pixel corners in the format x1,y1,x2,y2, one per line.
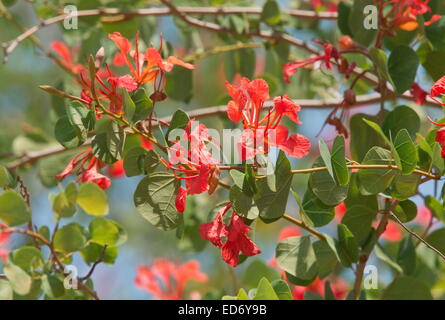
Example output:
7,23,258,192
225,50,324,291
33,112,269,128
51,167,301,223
282,214,326,241
390,212,445,262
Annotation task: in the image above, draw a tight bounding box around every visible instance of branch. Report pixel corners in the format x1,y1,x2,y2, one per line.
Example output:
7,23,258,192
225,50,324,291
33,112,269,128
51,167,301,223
282,214,326,241
79,245,108,281
390,212,445,262
1,6,335,62
291,164,440,180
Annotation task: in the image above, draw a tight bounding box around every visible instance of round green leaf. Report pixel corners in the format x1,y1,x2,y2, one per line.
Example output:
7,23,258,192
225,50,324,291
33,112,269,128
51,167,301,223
53,223,86,253
77,182,109,216
134,173,182,231
388,46,419,94
89,217,127,247
0,190,31,226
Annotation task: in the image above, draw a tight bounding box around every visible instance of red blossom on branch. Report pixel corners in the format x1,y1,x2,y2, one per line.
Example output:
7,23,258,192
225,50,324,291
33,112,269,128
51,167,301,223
225,77,311,160
383,0,441,31
56,149,111,190
199,203,261,267
135,259,208,300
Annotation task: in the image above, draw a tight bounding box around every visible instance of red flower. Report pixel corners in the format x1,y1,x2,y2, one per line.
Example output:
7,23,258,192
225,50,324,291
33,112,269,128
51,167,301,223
277,226,301,241
175,186,187,213
283,42,339,83
334,202,347,222
428,117,445,158
107,160,125,178
385,0,441,31
410,83,428,105
135,259,207,300
166,120,220,209
431,75,445,106
338,35,354,50
225,78,311,160
56,149,111,190
381,221,402,242
415,207,432,226
109,33,194,90
199,203,261,267
50,42,85,74
0,224,10,264
140,136,153,150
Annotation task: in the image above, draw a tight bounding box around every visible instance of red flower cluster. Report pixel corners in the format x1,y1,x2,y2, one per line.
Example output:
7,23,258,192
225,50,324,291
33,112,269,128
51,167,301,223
135,259,207,300
199,203,261,267
109,32,194,101
167,120,221,213
225,77,311,160
383,0,441,31
56,149,111,190
50,33,194,115
0,224,10,263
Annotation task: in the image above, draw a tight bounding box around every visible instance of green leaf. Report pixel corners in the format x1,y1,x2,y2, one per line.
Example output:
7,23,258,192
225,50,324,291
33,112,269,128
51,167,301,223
348,0,376,46
253,277,279,300
424,195,444,222
123,147,148,177
0,190,31,226
89,217,127,247
229,185,258,220
318,139,334,181
165,109,190,144
374,244,403,273
331,135,349,185
0,165,15,188
92,121,125,164
344,173,378,211
302,188,334,227
254,151,292,222
382,106,420,140
53,223,87,253
425,16,445,51
122,89,136,124
80,243,118,265
393,199,417,223
0,279,13,300
131,88,153,122
397,236,416,276
66,101,95,141
425,228,445,255
382,276,432,300
276,236,318,281
41,274,65,299
350,113,386,161
362,118,391,146
77,182,109,216
11,247,44,271
341,205,376,243
50,183,77,218
165,68,193,102
313,240,339,278
388,46,419,94
270,279,292,300
134,173,182,231
242,259,280,290
261,0,281,25
337,1,352,35
55,116,83,149
3,263,32,295
370,48,394,87
393,129,418,174
422,50,445,81
358,147,398,195
309,157,348,206
337,224,359,266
